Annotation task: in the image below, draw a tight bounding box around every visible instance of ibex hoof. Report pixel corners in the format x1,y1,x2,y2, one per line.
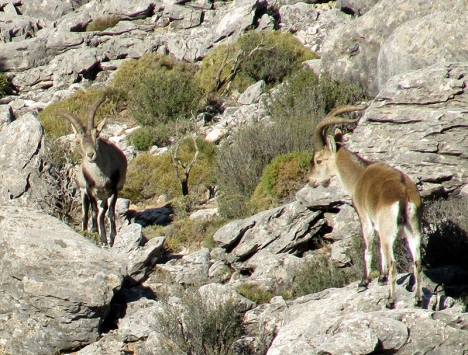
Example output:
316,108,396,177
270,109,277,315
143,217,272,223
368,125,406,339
378,275,389,286
385,298,396,309
414,297,423,308
357,282,368,293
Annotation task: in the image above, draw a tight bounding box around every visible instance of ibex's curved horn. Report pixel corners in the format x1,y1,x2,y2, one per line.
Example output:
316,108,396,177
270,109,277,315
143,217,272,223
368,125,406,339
57,110,86,135
313,105,368,152
86,98,106,131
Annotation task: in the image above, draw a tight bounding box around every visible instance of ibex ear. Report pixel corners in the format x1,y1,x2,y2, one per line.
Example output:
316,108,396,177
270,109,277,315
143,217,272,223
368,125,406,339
96,117,108,133
326,134,337,154
334,128,344,144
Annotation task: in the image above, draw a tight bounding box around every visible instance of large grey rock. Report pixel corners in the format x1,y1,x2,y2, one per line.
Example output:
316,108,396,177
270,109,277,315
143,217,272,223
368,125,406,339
213,201,325,261
0,13,43,43
212,0,265,42
113,223,166,285
157,248,212,285
351,62,468,197
18,0,91,21
267,277,467,355
321,0,467,95
0,112,46,206
278,2,318,33
378,11,468,90
0,206,123,355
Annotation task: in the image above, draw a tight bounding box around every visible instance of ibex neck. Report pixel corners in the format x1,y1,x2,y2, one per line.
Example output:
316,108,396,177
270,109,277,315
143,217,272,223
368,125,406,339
335,146,370,197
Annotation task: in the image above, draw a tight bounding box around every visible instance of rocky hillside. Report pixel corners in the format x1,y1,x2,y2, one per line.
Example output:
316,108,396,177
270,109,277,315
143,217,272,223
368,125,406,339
1,0,468,354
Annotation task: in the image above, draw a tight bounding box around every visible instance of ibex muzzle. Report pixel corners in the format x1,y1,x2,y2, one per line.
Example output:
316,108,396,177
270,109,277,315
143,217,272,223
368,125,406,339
308,105,423,308
58,98,127,246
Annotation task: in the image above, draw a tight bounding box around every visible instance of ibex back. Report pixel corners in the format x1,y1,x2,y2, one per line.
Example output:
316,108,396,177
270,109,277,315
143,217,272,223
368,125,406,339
307,105,422,308
58,98,127,246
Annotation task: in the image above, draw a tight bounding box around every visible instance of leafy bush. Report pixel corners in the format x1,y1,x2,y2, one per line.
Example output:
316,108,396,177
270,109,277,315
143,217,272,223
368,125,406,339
38,88,120,138
238,31,315,86
157,286,245,355
0,73,8,98
129,65,202,126
262,151,312,198
267,69,366,124
86,15,120,31
162,217,229,253
196,31,315,97
292,254,361,297
236,283,274,305
37,138,81,225
121,137,217,204
111,54,178,98
111,53,202,141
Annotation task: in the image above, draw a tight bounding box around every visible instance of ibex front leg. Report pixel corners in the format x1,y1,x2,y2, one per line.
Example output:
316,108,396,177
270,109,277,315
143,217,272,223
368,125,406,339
107,192,118,247
81,189,90,232
98,198,109,245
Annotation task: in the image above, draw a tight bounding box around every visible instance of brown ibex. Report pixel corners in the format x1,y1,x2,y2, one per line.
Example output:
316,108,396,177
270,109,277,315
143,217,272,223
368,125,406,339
58,98,127,246
307,105,422,307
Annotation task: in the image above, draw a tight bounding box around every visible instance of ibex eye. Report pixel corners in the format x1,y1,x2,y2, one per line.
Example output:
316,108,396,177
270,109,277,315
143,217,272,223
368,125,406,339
316,159,322,165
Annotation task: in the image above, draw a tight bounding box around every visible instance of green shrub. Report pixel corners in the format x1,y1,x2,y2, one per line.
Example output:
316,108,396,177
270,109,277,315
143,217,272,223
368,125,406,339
111,54,178,98
129,66,202,126
265,151,311,198
38,88,120,138
86,15,120,31
111,54,202,132
249,151,312,213
216,121,316,218
238,31,315,86
162,217,230,253
121,137,217,204
196,31,315,97
236,283,274,304
267,69,366,124
157,286,245,355
292,252,361,298
0,73,8,98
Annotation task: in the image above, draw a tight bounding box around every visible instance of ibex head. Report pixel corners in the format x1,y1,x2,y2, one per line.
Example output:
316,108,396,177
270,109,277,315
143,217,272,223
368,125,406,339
58,98,108,163
308,105,368,188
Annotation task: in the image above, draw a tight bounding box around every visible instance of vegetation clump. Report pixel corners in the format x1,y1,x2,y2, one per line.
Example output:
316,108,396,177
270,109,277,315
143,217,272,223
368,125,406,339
86,15,120,32
112,53,203,146
121,137,216,205
250,151,313,212
196,31,315,98
156,286,246,355
0,73,8,98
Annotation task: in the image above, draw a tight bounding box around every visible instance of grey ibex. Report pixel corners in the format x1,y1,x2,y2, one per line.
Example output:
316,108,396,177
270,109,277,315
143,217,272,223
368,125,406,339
58,98,127,246
308,105,422,307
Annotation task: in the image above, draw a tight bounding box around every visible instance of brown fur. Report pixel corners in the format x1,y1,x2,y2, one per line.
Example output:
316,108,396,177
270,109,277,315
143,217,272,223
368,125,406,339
308,106,422,308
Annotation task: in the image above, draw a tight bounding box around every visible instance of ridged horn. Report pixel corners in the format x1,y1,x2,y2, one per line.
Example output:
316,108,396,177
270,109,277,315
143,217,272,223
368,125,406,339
313,105,368,152
86,97,106,131
57,110,86,136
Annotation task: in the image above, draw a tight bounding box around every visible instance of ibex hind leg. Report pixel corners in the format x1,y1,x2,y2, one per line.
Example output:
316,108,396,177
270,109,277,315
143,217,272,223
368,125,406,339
377,203,400,309
405,202,423,307
358,217,375,292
